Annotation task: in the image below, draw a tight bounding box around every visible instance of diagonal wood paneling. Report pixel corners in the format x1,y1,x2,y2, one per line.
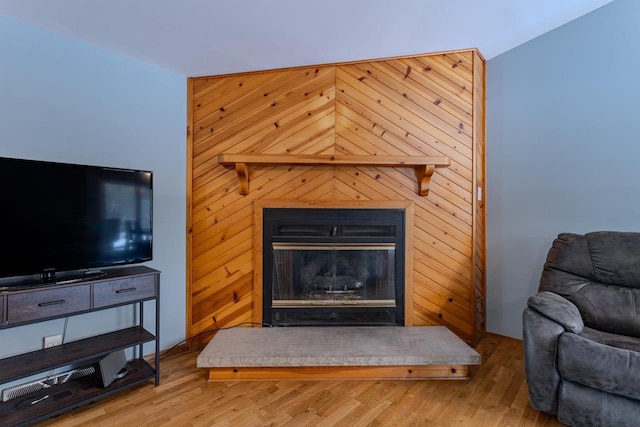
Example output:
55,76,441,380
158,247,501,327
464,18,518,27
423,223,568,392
187,50,485,345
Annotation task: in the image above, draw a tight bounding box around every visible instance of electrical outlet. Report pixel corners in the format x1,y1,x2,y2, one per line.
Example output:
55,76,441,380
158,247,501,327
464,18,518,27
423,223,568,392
43,334,63,349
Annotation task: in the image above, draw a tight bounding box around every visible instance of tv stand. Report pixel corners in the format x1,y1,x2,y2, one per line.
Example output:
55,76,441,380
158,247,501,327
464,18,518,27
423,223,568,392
0,266,160,426
41,268,56,283
0,269,109,291
41,268,108,283
54,270,108,286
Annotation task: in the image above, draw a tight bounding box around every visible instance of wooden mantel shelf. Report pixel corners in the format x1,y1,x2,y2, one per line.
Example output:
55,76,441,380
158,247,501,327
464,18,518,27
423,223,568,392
218,153,450,196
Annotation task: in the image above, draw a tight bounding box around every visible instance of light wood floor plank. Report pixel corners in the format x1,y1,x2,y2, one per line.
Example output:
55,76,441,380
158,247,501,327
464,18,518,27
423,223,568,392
34,333,561,427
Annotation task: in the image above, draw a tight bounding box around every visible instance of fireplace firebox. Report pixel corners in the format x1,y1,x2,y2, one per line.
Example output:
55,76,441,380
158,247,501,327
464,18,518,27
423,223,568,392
263,208,405,326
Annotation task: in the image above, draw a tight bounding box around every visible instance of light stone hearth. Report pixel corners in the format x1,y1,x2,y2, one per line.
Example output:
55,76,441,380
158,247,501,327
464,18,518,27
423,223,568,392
197,326,481,380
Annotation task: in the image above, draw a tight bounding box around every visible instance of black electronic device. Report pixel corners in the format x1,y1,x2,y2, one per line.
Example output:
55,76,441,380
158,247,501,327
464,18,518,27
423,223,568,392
0,157,152,285
95,350,128,388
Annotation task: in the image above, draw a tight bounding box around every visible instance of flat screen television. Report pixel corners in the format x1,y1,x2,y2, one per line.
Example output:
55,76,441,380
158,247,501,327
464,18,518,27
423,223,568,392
0,157,152,286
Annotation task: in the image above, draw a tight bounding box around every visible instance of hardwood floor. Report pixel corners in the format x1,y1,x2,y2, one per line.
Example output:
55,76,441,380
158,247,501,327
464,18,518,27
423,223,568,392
34,333,562,426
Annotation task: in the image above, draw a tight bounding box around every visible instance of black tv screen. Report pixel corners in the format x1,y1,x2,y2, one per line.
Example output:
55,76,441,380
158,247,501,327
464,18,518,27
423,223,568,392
0,157,152,282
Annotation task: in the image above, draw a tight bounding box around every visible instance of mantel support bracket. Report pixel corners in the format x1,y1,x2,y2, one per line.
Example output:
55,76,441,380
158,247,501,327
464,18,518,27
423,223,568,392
218,154,450,196
414,164,436,197
235,162,250,196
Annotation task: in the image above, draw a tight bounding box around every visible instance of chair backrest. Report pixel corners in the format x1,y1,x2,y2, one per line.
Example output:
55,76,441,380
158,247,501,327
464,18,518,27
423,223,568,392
539,231,640,337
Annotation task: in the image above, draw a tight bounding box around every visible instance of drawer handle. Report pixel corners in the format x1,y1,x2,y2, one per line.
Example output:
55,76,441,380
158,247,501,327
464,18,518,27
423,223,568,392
116,287,137,294
38,299,66,307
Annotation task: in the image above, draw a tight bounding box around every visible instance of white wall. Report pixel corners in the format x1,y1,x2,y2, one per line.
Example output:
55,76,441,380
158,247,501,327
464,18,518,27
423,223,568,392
3,0,635,352
0,16,186,356
486,0,640,338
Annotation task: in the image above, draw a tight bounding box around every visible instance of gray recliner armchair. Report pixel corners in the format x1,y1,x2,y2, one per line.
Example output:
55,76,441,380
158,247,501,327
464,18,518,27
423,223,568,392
523,231,640,427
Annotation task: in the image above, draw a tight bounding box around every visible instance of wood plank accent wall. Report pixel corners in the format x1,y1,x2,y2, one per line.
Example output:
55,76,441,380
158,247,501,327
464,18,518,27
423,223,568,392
186,49,486,345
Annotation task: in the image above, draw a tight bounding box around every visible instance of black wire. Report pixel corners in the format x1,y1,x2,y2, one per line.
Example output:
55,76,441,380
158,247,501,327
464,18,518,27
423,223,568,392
41,318,271,369
61,317,69,343
43,317,70,382
13,319,267,406
159,321,276,360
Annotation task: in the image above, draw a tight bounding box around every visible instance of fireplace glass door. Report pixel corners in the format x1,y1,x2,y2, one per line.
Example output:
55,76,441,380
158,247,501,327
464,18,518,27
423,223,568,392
272,243,396,307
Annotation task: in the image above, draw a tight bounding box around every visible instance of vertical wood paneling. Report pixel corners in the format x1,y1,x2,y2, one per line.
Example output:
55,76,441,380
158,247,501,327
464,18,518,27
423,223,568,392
472,51,487,342
186,78,195,346
186,50,486,345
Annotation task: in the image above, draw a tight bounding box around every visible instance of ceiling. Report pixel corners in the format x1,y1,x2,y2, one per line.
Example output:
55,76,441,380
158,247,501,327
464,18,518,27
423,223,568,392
0,0,614,77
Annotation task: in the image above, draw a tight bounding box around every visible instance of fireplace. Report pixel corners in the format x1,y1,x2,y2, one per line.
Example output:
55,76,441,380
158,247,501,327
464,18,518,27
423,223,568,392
262,208,405,326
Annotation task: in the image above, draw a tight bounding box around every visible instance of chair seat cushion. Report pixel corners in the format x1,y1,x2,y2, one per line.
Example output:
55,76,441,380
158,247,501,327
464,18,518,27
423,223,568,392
558,327,640,400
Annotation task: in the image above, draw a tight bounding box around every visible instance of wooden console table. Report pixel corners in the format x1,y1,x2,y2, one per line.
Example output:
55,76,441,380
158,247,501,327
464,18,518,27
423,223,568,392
0,266,160,426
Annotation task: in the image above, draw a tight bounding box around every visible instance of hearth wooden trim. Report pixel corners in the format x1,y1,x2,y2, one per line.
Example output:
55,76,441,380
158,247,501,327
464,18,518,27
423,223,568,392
219,154,450,196
253,200,414,326
207,364,469,381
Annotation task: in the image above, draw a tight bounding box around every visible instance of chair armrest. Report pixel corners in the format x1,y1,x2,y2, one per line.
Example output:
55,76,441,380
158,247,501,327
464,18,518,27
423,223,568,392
523,291,584,415
527,291,584,334
523,306,564,415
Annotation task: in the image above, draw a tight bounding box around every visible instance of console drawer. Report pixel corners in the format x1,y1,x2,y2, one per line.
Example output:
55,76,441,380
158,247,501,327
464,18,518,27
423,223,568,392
93,275,156,308
7,285,91,324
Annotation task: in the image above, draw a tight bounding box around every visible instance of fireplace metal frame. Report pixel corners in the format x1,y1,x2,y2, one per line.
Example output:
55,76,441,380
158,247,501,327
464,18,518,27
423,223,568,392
262,208,405,326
